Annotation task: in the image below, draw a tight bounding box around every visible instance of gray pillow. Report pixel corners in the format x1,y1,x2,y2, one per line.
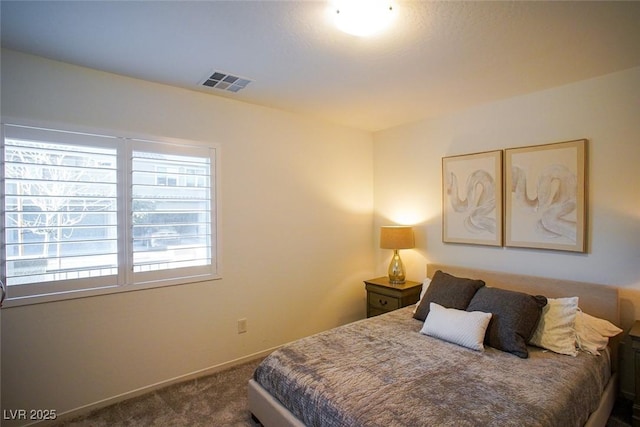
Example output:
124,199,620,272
413,270,485,321
467,287,547,358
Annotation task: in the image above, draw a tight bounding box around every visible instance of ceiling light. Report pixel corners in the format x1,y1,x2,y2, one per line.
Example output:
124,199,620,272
332,0,395,37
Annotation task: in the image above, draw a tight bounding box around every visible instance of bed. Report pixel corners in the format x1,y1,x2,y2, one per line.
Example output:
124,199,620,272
248,264,621,427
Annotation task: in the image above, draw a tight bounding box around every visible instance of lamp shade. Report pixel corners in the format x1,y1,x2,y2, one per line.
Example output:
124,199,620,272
380,226,414,249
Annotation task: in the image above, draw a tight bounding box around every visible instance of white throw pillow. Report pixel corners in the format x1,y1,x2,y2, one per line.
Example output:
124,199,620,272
413,277,432,314
529,297,579,356
575,309,622,355
420,302,492,351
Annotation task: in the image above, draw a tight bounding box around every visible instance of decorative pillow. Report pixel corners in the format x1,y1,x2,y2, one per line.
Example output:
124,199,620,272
413,277,432,314
529,297,579,356
466,287,547,358
575,310,622,355
413,270,485,321
420,303,492,351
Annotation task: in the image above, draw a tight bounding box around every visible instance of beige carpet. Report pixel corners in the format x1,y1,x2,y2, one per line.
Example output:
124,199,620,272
55,358,263,427
54,355,632,427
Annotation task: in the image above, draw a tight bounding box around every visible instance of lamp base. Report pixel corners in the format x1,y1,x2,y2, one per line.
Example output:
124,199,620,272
387,249,406,285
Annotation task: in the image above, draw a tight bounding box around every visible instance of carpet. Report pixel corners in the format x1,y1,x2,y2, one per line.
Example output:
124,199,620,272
55,358,263,427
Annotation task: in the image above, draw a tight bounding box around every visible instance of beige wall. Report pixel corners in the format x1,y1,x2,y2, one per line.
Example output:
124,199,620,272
373,66,640,396
0,49,375,423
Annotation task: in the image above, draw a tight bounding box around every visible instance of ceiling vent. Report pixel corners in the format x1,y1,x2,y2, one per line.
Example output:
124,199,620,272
201,71,252,93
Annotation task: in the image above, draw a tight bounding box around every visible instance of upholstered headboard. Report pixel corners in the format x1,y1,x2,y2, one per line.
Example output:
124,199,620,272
427,264,619,326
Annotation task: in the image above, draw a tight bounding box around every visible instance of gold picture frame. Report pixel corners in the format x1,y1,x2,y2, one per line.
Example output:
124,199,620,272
442,150,502,246
504,139,587,252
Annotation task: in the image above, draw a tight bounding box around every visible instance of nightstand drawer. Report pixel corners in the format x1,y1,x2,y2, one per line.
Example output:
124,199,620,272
368,292,400,311
364,277,421,318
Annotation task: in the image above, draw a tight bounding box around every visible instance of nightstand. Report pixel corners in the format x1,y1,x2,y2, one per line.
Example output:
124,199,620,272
630,320,640,427
364,277,422,318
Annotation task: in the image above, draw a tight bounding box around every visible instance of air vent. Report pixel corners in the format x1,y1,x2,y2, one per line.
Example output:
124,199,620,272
201,71,252,93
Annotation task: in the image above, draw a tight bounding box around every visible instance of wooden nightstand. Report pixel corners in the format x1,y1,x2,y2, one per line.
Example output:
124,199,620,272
630,320,640,427
364,277,422,318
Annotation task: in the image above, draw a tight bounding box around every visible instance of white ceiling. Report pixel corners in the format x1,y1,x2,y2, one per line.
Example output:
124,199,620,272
2,1,640,132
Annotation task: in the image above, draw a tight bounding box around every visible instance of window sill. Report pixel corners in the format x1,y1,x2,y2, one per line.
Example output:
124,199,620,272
1,274,222,308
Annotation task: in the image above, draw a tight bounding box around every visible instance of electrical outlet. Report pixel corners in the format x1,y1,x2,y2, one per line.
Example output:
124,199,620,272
237,318,247,334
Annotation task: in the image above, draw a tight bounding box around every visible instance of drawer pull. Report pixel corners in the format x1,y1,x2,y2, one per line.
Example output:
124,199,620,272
379,299,387,306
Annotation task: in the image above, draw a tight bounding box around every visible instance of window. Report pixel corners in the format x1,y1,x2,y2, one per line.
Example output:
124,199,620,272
131,145,214,279
155,166,178,186
1,123,220,306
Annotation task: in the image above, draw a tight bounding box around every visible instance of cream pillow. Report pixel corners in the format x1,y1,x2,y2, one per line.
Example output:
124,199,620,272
413,277,432,314
575,309,622,355
420,302,492,351
529,297,579,356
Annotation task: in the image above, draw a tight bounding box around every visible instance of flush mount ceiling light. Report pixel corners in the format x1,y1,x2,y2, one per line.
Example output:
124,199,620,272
332,0,395,37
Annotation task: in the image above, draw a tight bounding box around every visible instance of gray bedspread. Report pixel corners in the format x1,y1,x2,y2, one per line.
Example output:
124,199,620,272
253,307,611,427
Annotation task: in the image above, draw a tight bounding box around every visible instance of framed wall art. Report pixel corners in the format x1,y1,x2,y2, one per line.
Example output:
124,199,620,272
442,150,502,246
504,139,587,252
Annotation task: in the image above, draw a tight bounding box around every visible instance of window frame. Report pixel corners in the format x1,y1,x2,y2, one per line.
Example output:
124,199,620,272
1,121,221,307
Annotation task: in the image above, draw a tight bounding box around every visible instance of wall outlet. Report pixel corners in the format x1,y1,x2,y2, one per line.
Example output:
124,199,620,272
237,318,247,334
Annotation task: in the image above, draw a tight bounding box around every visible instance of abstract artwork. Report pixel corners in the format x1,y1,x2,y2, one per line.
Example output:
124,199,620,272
504,139,587,252
442,150,502,246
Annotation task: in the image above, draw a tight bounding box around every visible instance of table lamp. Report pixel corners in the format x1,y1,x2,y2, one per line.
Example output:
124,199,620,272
380,226,414,284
